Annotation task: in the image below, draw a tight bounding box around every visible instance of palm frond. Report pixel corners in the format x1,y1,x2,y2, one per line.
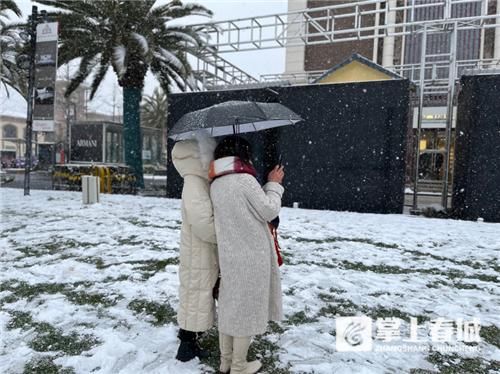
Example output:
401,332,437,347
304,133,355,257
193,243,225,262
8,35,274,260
0,0,21,18
40,0,212,97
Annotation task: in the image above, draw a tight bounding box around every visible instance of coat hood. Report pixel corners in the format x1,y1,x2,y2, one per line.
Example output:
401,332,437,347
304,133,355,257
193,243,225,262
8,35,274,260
172,135,216,179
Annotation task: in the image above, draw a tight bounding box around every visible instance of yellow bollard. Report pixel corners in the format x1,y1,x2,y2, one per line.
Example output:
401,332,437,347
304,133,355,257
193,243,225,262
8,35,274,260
98,166,105,193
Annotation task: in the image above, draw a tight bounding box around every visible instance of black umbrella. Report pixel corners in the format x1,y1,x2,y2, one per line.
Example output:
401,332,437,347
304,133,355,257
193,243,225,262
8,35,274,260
168,100,302,141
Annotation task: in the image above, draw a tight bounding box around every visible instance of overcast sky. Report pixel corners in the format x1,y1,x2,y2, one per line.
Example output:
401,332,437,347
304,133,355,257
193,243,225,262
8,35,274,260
1,0,289,117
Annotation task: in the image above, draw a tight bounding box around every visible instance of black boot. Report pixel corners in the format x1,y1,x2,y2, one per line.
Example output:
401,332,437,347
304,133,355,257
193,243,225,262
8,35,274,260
175,329,209,362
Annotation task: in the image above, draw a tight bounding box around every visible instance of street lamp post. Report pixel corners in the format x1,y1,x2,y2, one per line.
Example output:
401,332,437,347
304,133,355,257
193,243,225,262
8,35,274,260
19,6,50,195
66,101,76,163
23,6,38,196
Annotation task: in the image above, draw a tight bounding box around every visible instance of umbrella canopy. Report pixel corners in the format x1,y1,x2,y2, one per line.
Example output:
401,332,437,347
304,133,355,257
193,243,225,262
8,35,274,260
168,100,302,141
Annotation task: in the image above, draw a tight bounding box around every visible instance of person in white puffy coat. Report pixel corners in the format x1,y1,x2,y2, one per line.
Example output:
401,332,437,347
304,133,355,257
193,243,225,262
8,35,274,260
171,136,219,362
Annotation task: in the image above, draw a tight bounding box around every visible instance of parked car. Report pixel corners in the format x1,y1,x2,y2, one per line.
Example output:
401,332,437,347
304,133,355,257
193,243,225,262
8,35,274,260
0,169,15,184
10,158,38,169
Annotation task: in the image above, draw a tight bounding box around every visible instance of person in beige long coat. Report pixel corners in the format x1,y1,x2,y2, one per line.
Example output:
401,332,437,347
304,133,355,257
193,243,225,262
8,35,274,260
209,136,285,374
172,137,219,362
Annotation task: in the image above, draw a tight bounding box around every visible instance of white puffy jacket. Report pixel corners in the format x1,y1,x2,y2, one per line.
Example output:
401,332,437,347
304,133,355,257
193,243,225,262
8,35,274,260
172,138,219,332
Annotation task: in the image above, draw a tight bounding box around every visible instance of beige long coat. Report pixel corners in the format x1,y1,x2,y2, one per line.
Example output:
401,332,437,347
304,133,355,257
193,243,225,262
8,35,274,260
172,140,219,332
210,173,284,337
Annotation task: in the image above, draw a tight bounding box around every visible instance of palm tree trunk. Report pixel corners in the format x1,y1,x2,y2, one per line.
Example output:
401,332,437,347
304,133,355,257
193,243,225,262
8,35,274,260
123,86,144,188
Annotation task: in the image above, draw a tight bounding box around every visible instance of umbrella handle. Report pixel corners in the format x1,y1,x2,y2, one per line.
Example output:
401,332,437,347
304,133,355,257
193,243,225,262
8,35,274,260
233,118,240,134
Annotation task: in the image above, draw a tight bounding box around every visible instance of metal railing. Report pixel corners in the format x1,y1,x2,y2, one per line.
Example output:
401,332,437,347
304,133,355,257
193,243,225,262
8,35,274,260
258,58,500,87
189,0,497,53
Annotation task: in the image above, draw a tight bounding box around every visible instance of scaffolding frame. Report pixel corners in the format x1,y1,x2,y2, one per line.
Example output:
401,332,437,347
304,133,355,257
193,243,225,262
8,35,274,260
192,52,258,89
191,0,497,53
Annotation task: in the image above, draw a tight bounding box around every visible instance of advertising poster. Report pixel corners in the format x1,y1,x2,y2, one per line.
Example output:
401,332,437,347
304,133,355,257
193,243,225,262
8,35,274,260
33,22,58,132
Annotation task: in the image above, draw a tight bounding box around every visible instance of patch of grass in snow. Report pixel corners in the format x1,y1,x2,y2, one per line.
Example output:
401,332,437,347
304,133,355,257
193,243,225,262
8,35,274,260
0,224,27,236
0,280,66,301
124,218,181,230
281,235,399,249
116,234,144,246
480,325,500,349
136,257,179,275
423,351,500,373
367,306,430,323
23,356,75,374
65,290,117,307
286,310,318,325
426,279,450,288
102,274,130,283
6,310,100,355
452,282,484,290
403,249,499,272
279,249,295,265
334,261,498,283
251,322,291,373
14,238,95,257
317,294,430,323
0,280,117,308
317,297,360,317
76,256,105,268
283,286,296,296
249,335,291,374
197,327,220,370
0,293,18,305
143,240,171,252
339,260,416,274
95,257,178,274
29,322,100,355
7,310,34,329
127,299,176,326
471,273,498,283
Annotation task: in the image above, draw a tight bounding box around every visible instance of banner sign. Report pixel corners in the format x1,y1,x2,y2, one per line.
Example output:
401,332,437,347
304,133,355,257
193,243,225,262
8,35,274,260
33,22,58,132
71,123,104,162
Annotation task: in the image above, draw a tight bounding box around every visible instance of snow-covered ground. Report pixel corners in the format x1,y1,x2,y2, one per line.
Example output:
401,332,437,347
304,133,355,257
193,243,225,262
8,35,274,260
0,188,498,374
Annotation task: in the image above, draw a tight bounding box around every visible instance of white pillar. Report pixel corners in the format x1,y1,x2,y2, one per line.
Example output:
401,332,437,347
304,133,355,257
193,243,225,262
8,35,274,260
382,0,397,67
284,0,308,77
373,1,381,62
495,0,500,61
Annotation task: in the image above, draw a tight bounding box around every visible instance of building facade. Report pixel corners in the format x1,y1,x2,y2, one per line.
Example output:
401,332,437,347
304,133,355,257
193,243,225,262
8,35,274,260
1,80,165,169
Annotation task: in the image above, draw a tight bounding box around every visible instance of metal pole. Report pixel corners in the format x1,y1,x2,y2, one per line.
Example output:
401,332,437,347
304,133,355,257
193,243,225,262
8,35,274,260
373,0,380,62
479,0,487,64
382,0,397,66
442,22,458,209
66,104,70,164
495,0,500,61
23,6,37,196
66,102,75,163
400,0,408,66
412,25,428,212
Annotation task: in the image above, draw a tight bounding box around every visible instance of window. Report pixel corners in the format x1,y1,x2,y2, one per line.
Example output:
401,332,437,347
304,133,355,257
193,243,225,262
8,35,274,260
3,124,18,139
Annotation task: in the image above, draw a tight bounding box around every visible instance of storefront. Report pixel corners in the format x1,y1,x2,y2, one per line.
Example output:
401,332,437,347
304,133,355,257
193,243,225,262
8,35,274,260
70,121,163,166
413,107,456,181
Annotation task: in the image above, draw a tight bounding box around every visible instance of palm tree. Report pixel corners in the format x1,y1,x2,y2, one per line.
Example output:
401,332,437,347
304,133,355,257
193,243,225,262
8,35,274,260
0,0,26,96
36,0,213,187
141,87,168,164
141,87,167,129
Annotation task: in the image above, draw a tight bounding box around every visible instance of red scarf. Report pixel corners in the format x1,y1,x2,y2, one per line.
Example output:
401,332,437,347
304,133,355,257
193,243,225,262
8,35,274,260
209,156,283,266
209,156,257,181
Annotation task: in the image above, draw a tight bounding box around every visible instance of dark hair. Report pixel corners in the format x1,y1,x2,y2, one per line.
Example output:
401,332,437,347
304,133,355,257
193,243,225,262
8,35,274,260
214,136,253,164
